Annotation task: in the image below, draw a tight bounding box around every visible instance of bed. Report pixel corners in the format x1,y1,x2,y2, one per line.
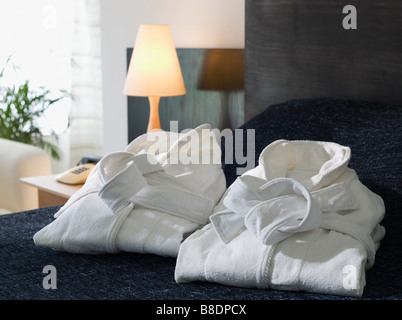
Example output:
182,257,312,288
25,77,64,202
1,0,401,303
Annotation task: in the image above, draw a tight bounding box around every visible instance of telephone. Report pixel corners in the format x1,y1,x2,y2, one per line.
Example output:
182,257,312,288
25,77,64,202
56,156,101,185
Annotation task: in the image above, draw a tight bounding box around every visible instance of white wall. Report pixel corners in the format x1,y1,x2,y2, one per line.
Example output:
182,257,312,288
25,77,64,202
100,0,245,154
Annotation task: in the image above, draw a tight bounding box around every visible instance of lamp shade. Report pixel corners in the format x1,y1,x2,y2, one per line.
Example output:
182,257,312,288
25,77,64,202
124,24,186,97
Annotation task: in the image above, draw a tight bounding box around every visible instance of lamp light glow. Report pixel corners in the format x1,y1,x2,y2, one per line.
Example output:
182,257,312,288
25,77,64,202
124,24,186,132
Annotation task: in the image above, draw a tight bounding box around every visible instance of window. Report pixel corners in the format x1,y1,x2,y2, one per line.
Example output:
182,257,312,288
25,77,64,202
0,0,103,169
0,0,74,135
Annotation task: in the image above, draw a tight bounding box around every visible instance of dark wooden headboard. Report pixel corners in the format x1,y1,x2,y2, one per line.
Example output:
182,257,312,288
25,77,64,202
245,0,402,121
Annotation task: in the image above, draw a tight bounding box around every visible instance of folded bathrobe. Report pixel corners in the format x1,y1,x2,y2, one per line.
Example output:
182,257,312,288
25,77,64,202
175,140,386,297
34,124,226,257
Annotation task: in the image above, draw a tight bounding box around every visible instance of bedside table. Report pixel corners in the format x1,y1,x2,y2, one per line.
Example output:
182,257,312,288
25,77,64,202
20,174,83,208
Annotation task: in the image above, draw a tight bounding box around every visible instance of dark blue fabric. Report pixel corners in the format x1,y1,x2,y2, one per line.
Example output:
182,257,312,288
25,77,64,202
0,98,401,300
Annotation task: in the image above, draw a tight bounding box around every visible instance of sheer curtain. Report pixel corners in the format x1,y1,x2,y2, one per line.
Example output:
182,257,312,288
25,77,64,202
69,0,103,166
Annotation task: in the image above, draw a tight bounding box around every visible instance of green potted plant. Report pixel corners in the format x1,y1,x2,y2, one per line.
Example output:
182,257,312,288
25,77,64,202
0,56,70,160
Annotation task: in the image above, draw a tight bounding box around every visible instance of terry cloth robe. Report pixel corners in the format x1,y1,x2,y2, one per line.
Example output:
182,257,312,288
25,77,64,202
175,140,386,297
34,124,226,257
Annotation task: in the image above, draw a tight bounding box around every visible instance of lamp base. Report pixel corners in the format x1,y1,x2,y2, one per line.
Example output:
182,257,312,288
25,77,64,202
147,96,161,132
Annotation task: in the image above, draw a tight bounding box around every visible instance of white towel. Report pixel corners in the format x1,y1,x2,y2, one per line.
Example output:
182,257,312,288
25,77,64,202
175,140,385,297
34,124,226,257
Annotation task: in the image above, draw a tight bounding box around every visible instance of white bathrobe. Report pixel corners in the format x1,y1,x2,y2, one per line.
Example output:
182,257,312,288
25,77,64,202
175,140,386,297
34,124,226,257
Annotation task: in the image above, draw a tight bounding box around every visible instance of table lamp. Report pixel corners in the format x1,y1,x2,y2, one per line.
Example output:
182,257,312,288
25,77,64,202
124,24,186,132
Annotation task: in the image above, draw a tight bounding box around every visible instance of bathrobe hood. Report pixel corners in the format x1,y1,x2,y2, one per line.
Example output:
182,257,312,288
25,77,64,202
125,123,225,204
247,139,351,191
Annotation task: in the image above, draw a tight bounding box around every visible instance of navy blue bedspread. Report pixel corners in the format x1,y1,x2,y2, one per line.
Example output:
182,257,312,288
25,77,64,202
1,98,401,300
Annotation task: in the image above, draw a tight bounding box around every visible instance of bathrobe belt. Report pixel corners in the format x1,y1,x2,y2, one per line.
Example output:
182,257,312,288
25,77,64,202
210,176,376,268
64,151,214,225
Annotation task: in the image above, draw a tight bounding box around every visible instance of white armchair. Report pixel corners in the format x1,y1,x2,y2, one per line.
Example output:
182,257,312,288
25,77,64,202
0,138,52,214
